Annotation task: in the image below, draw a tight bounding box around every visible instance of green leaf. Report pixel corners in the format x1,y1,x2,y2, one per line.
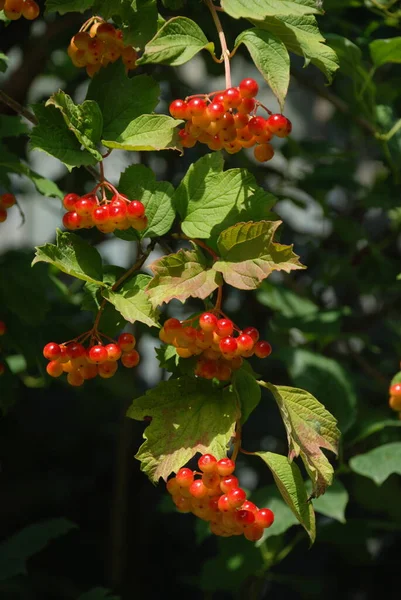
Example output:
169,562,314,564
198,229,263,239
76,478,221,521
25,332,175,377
349,442,401,485
370,37,401,68
146,246,223,307
87,63,159,138
45,0,94,14
279,348,357,433
0,518,77,581
30,104,97,171
251,485,301,539
137,17,215,66
103,114,181,151
0,161,63,198
221,0,323,19
102,274,160,328
257,281,318,317
46,91,103,161
118,164,175,237
255,451,316,543
232,368,261,424
213,221,305,290
265,383,340,497
0,115,28,138
32,229,104,286
310,479,349,523
127,376,240,481
256,15,339,84
77,589,120,600
0,52,9,73
234,29,290,111
347,415,401,445
174,153,277,244
94,0,158,47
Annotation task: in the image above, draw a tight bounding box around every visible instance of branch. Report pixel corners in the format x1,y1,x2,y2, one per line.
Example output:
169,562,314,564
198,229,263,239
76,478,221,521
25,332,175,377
205,0,231,89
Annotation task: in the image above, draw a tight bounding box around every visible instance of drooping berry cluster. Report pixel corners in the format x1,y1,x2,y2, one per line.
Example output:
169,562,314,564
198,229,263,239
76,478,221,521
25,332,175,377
167,454,274,540
0,0,39,21
0,321,6,377
389,382,401,412
159,313,272,382
169,78,292,161
62,189,147,234
68,20,137,78
43,333,140,387
0,193,16,224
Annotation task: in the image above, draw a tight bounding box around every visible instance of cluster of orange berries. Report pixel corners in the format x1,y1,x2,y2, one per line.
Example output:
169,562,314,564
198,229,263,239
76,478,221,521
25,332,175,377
0,321,6,377
169,78,292,161
0,0,39,21
159,313,272,381
43,333,139,387
68,21,137,78
0,193,16,224
62,189,147,234
167,454,274,540
389,382,401,413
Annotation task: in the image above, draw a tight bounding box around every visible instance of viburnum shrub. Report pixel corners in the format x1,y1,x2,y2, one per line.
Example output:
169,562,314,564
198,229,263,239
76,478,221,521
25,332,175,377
6,0,401,553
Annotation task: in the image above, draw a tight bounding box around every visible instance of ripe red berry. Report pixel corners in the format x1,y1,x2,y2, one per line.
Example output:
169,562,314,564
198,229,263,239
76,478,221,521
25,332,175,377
206,102,225,121
166,477,179,495
236,509,255,527
242,327,259,343
176,467,194,488
118,332,136,351
255,508,274,528
43,342,61,360
96,22,117,40
4,0,23,20
189,479,208,498
199,312,218,332
169,99,189,120
67,371,85,387
219,336,238,356
266,114,292,137
67,342,86,359
46,360,64,377
198,359,218,380
237,97,256,114
216,458,235,476
241,500,258,514
92,205,110,224
254,143,274,163
62,211,83,230
88,344,108,364
105,343,122,361
244,524,264,541
0,193,16,208
21,0,39,19
220,475,239,493
227,487,247,508
63,193,80,211
223,87,242,109
121,349,140,368
127,200,145,219
75,196,97,216
216,318,234,337
217,494,232,512
239,78,259,98
0,321,6,335
187,97,207,117
248,116,267,136
390,383,401,397
198,453,217,473
254,340,272,358
236,334,254,354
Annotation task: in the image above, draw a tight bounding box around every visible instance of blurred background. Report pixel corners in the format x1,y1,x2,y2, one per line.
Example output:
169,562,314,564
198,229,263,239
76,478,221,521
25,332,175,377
1,0,401,598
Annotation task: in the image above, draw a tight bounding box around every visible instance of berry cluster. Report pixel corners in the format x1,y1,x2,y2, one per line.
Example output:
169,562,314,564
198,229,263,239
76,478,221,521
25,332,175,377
389,382,401,412
43,333,140,387
159,313,272,381
167,454,274,540
169,78,292,161
0,0,39,20
62,189,147,234
0,193,16,224
68,20,137,78
0,320,6,377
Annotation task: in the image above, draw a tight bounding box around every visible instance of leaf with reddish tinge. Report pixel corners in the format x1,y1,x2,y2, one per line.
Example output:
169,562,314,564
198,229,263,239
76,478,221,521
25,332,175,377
265,383,340,497
213,221,304,290
127,376,240,481
146,246,222,307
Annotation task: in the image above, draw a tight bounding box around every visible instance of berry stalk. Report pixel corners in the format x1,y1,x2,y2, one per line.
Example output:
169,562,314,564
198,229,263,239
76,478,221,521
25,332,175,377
205,0,231,89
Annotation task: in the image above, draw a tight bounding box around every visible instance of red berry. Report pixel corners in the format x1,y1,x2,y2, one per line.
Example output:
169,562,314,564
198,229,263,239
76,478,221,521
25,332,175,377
66,342,85,359
21,0,40,20
202,472,221,490
75,196,97,216
216,458,235,476
237,97,256,114
0,321,6,335
169,99,189,120
390,383,401,397
62,211,83,230
4,0,23,20
216,318,234,337
244,524,264,541
189,479,208,498
178,129,196,148
88,344,108,364
197,359,218,380
118,333,136,351
105,343,122,361
219,336,238,356
187,97,207,117
207,102,225,121
266,114,292,137
67,371,85,387
242,327,259,343
199,312,218,332
254,143,274,163
220,475,239,494
241,500,258,514
239,78,259,98
176,467,194,488
217,494,232,512
127,200,145,219
227,487,247,508
109,204,127,225
92,205,110,224
96,22,117,40
198,453,217,473
248,116,267,136
236,334,254,354
255,508,274,528
121,349,140,368
166,477,179,495
98,360,118,378
43,342,61,361
0,193,16,208
223,87,242,109
254,340,272,358
236,509,255,527
63,193,80,211
46,360,64,377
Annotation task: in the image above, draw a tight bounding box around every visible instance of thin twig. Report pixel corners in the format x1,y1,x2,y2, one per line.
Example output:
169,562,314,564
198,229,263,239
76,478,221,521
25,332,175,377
205,0,232,89
0,90,37,125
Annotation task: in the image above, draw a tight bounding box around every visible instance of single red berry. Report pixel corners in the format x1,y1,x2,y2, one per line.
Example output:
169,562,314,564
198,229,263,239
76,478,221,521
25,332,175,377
109,204,127,224
390,383,401,397
198,359,218,380
217,494,232,512
176,467,194,488
75,196,97,216
43,342,61,361
266,114,292,137
216,457,235,476
216,318,234,337
198,453,217,473
248,116,267,136
121,349,140,368
0,321,6,336
88,344,108,364
130,215,148,231
244,524,264,541
66,342,86,359
67,371,85,387
237,97,256,114
4,0,23,20
223,87,242,109
254,340,272,358
239,78,259,98
166,477,179,495
63,193,80,211
178,129,197,148
127,200,145,219
96,22,117,40
118,333,136,351
0,193,16,208
236,509,255,527
220,475,239,494
169,99,189,120
254,143,275,163
241,500,258,514
62,211,83,230
219,336,238,356
202,472,221,490
21,0,40,20
187,97,207,117
199,312,218,332
227,487,247,508
207,102,225,121
236,334,254,354
189,479,208,498
255,508,275,528
46,360,64,377
105,343,122,361
92,205,110,224
242,327,259,343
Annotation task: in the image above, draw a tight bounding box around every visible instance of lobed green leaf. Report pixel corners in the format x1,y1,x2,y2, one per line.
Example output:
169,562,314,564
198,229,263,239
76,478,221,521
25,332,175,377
349,442,401,485
370,37,401,68
102,274,160,328
221,0,323,19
